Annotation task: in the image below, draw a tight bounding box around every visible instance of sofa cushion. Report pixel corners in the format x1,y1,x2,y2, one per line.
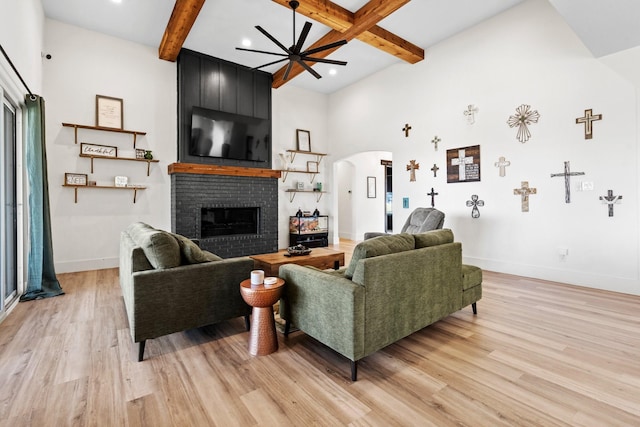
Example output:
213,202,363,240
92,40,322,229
126,222,181,269
462,264,482,290
404,208,444,233
172,233,222,264
414,229,454,249
344,233,415,279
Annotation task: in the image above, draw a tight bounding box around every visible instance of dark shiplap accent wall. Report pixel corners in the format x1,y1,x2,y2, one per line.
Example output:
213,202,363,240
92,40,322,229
177,49,273,168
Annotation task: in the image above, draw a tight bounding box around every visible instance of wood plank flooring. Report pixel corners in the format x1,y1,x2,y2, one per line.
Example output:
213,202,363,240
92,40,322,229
1,240,639,426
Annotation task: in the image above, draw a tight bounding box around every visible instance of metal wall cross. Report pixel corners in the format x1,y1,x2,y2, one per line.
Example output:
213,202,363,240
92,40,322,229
403,123,412,137
576,109,602,140
451,149,473,181
513,181,537,212
494,156,511,177
466,195,484,218
550,161,585,203
427,187,438,207
406,159,419,182
431,163,439,177
431,135,440,150
600,190,622,217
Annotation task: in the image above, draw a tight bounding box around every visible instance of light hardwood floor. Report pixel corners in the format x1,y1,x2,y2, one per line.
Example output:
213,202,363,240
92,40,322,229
1,240,639,426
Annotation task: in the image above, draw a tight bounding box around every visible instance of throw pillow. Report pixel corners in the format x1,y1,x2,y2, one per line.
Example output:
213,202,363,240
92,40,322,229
414,229,454,249
127,222,181,269
172,233,222,264
344,233,415,279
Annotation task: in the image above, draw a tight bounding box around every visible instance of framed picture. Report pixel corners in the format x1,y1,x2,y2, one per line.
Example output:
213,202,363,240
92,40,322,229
135,149,146,159
446,145,481,183
96,95,123,129
114,176,128,187
81,142,118,158
65,173,88,186
307,161,319,173
367,176,376,198
296,129,311,152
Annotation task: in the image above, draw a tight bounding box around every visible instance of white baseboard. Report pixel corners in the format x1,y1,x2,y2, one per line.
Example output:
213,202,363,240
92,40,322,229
55,257,119,274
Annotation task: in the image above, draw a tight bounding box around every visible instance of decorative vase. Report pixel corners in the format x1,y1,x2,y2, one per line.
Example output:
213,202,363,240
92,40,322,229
144,150,153,160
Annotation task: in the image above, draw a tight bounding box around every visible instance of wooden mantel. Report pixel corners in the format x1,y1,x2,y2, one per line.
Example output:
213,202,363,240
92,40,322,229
167,163,281,179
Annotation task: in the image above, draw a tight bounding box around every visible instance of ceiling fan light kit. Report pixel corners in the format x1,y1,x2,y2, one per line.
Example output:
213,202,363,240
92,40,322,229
236,0,347,81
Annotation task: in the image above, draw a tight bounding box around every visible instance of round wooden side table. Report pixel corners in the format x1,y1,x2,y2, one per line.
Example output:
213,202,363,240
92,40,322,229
239,278,285,356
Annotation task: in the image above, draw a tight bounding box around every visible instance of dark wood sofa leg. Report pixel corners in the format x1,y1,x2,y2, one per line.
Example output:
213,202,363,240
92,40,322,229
351,360,358,381
472,302,477,315
284,320,291,337
138,340,146,362
244,315,251,331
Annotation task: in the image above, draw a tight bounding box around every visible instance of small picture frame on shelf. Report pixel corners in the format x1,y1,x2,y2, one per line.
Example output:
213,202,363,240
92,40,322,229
135,148,146,159
307,161,319,173
296,129,311,152
96,95,123,129
65,173,88,186
367,176,376,198
114,176,128,187
81,142,117,158
296,181,305,191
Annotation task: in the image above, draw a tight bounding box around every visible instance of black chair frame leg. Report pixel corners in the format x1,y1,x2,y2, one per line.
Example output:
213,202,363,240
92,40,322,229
351,360,358,381
284,320,291,337
137,340,146,362
472,302,477,315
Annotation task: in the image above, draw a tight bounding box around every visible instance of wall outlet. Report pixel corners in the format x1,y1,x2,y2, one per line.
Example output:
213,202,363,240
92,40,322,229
558,247,568,261
581,181,594,191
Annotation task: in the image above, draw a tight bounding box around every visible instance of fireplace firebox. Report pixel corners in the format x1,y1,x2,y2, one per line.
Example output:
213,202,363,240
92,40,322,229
201,207,259,238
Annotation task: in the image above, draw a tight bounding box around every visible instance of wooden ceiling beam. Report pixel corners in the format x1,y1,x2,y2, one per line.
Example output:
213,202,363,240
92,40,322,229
158,0,206,62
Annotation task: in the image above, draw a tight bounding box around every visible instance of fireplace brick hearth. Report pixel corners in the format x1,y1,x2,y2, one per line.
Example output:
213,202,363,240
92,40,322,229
169,164,279,258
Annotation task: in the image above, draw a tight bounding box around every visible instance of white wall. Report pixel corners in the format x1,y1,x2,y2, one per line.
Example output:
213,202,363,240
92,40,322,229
327,0,640,295
43,19,177,272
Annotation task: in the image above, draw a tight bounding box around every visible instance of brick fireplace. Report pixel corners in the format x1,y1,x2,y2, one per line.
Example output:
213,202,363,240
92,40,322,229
169,164,280,258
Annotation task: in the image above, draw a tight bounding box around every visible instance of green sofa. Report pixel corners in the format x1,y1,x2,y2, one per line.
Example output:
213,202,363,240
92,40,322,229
278,229,482,380
119,222,253,361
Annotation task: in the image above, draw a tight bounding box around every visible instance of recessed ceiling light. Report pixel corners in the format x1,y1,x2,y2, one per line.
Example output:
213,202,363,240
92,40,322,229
328,69,337,76
242,39,252,47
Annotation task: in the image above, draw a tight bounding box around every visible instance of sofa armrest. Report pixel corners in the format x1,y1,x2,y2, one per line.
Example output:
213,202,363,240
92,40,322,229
127,257,254,342
279,264,366,361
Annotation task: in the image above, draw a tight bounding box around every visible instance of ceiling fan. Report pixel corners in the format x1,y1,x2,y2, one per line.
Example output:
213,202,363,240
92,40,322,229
236,0,348,81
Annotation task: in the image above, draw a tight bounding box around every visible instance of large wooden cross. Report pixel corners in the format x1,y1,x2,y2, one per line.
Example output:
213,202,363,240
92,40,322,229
600,190,622,217
514,181,537,212
406,160,419,182
427,187,438,208
494,156,511,177
576,109,602,140
550,161,585,203
451,149,474,181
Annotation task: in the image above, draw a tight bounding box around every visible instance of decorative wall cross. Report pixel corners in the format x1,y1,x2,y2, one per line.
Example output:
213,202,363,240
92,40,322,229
403,123,412,137
600,190,622,217
427,187,438,207
406,159,419,182
513,181,537,212
507,104,540,143
464,104,478,124
451,149,474,181
466,195,484,218
494,156,511,177
431,135,440,150
550,161,585,203
431,163,439,177
576,109,602,140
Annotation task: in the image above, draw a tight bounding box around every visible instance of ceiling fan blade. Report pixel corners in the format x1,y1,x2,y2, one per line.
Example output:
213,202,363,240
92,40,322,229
293,22,312,54
282,61,294,81
301,56,347,66
296,59,322,79
255,25,292,54
302,39,347,56
236,47,289,57
252,58,290,70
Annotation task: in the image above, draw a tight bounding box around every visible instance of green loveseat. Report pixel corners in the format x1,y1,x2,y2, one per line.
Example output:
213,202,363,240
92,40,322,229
278,229,482,380
119,222,253,361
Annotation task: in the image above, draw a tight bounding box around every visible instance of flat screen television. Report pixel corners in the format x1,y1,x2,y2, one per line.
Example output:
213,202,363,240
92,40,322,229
190,106,270,162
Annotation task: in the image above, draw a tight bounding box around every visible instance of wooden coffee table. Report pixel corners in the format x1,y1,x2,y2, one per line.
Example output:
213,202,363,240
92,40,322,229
250,247,345,276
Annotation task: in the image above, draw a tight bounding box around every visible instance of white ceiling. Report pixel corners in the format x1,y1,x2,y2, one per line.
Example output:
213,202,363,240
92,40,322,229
40,0,640,94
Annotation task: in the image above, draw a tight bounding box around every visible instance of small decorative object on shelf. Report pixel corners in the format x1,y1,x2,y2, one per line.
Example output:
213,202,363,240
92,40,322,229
144,150,153,160
114,176,129,187
313,208,320,217
88,180,97,186
307,161,318,173
81,143,117,158
65,173,88,186
96,94,123,129
315,182,322,192
296,129,311,152
136,149,146,159
296,208,303,218
296,181,304,190
466,195,484,218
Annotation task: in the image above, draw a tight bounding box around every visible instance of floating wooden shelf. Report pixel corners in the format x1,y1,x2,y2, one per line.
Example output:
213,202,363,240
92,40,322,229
167,163,281,179
286,149,326,164
279,170,319,183
285,189,326,203
62,184,145,203
62,122,147,148
79,153,159,176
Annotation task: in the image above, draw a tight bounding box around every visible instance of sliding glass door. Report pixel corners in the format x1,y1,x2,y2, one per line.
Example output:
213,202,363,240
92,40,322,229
1,97,17,309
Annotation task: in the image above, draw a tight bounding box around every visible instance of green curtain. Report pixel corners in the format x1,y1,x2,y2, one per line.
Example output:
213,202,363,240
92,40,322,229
20,95,63,301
